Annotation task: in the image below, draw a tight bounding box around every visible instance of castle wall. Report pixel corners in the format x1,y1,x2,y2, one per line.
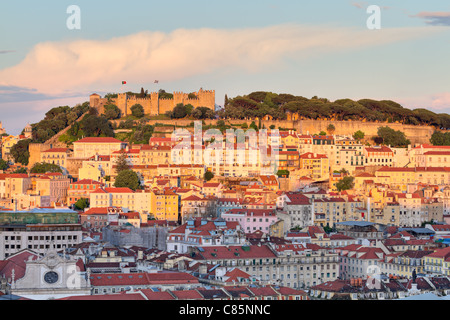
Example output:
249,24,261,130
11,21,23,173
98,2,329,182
105,89,215,117
296,119,433,145
159,99,175,115
28,143,52,169
125,96,152,116
173,92,186,107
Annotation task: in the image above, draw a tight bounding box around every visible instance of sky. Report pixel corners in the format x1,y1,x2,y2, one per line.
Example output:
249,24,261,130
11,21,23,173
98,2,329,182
1,0,450,134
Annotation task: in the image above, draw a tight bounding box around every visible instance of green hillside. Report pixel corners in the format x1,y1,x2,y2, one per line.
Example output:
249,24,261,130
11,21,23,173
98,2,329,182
219,91,450,130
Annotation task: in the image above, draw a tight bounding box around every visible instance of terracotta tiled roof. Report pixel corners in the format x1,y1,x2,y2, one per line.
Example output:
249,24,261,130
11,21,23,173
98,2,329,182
284,192,310,205
0,250,40,280
75,137,123,144
423,151,450,156
59,293,146,300
330,234,355,240
139,290,175,300
194,245,277,260
43,148,70,153
72,179,103,185
90,272,198,287
182,195,204,201
300,152,327,159
365,146,393,153
105,187,135,193
203,182,221,188
224,268,252,282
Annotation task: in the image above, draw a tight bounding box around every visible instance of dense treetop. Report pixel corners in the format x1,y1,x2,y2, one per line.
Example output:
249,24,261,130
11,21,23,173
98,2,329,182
219,91,450,129
30,102,90,143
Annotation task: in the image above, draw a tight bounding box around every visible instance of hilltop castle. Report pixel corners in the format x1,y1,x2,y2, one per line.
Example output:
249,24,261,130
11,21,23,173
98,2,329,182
90,88,215,116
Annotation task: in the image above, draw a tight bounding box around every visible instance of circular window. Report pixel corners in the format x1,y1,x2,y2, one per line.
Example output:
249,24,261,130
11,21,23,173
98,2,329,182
44,271,59,284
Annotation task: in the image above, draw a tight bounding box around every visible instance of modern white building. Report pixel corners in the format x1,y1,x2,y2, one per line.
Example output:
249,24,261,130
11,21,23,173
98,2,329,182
0,209,82,259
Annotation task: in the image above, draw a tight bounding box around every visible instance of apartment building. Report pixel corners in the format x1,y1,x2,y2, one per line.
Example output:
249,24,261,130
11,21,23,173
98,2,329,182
67,179,103,205
337,245,388,280
277,192,313,230
73,137,126,159
423,247,450,276
166,218,246,253
299,153,329,181
364,145,394,167
0,209,82,259
40,148,72,171
191,243,339,289
222,209,278,234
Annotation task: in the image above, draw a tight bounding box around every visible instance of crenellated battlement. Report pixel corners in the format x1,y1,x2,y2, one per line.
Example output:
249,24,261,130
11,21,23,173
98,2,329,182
93,88,215,117
127,96,152,101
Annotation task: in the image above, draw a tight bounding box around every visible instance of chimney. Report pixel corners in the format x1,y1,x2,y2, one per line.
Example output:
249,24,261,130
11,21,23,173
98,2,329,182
199,264,207,274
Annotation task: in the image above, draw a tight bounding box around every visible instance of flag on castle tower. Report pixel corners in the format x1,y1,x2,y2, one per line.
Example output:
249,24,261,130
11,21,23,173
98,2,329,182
122,81,127,85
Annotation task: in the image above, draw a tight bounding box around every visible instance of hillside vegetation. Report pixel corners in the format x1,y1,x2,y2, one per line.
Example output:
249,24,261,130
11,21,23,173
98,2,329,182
13,91,450,164
219,91,450,129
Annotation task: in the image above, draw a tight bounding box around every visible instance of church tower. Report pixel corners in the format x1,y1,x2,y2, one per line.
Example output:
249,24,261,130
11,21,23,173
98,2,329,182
24,123,32,139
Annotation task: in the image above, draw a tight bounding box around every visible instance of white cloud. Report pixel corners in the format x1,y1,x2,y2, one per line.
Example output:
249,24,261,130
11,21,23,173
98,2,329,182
395,93,450,113
0,24,443,96
430,93,450,111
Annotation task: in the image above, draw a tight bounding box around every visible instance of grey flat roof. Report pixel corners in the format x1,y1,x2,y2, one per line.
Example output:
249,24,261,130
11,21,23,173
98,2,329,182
399,228,435,234
396,293,444,300
336,221,375,227
0,208,77,214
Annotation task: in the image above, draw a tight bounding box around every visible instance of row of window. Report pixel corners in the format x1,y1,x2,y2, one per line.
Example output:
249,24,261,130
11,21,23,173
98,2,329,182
4,235,78,241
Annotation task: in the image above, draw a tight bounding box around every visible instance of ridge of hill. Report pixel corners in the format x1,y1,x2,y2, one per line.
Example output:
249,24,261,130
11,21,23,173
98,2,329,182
219,91,450,130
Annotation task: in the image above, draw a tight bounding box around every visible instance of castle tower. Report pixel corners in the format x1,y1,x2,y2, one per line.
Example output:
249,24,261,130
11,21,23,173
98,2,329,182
173,91,185,107
150,92,159,115
90,93,101,109
24,123,32,139
197,88,215,110
115,93,128,117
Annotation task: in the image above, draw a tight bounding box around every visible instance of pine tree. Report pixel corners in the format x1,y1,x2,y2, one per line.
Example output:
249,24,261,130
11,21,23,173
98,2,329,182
115,152,130,174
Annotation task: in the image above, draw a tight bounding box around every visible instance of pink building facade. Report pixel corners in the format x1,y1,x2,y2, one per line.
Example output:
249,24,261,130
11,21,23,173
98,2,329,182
222,209,278,234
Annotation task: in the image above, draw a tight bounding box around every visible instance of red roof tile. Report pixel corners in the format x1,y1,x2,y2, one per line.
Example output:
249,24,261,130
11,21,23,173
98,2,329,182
43,148,70,153
75,137,123,144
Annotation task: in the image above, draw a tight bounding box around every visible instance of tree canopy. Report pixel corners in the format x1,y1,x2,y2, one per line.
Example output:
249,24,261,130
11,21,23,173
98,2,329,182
114,169,140,190
30,162,63,174
430,131,450,146
0,159,9,171
131,104,145,118
103,104,121,120
336,176,355,192
218,91,450,129
114,152,131,174
204,171,214,181
30,102,89,143
74,198,90,211
353,130,365,141
376,126,411,147
10,139,31,165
